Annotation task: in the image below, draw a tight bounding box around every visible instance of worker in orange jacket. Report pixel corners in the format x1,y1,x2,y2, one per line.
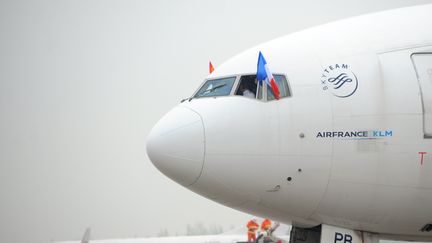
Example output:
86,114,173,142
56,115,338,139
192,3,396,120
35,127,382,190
261,218,272,232
246,218,259,242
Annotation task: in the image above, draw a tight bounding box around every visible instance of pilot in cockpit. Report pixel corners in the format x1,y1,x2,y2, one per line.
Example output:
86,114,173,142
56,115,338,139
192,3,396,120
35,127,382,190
239,82,256,98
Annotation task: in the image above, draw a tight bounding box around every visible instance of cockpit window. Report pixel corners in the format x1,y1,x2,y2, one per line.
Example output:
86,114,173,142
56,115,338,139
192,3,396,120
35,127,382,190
192,74,290,101
235,75,258,99
194,77,236,98
267,75,290,101
234,74,289,101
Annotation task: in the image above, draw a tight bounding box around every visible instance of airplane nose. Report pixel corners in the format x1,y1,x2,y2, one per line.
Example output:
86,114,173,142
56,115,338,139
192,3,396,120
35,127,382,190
146,106,205,187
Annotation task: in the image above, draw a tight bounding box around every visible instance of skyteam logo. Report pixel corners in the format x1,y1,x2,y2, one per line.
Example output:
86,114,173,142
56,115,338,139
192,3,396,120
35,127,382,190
321,64,358,98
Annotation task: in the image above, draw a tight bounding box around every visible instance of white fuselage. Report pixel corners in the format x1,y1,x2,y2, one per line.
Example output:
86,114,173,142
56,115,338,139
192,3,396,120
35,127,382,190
147,4,432,241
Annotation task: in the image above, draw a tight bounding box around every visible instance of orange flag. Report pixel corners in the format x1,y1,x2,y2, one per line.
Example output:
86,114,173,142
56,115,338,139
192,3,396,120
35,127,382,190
209,61,215,74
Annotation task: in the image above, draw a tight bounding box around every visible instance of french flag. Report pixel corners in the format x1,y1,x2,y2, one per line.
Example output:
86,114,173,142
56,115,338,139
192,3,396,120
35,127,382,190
257,51,280,100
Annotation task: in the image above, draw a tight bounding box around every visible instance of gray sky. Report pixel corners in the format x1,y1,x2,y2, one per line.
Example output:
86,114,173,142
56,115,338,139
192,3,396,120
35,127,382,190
1,1,432,243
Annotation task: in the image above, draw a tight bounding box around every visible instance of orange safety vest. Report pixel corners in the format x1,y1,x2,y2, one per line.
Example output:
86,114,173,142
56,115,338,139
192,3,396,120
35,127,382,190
247,220,259,232
261,218,272,231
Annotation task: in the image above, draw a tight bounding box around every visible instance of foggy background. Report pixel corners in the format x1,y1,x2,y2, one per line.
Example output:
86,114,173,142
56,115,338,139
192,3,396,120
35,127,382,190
1,1,432,243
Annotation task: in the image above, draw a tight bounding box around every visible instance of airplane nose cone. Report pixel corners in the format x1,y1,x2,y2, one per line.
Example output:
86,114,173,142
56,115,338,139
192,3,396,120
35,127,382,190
146,106,205,187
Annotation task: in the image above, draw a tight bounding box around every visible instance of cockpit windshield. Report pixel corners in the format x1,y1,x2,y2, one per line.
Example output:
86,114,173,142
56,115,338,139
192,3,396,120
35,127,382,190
192,74,290,101
194,77,236,98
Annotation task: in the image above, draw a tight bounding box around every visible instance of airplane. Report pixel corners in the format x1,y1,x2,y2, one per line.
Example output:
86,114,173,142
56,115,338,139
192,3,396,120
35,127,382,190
146,4,432,243
54,224,291,243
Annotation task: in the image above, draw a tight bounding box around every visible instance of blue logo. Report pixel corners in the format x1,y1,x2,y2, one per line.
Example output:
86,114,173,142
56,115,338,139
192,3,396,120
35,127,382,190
321,64,358,98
